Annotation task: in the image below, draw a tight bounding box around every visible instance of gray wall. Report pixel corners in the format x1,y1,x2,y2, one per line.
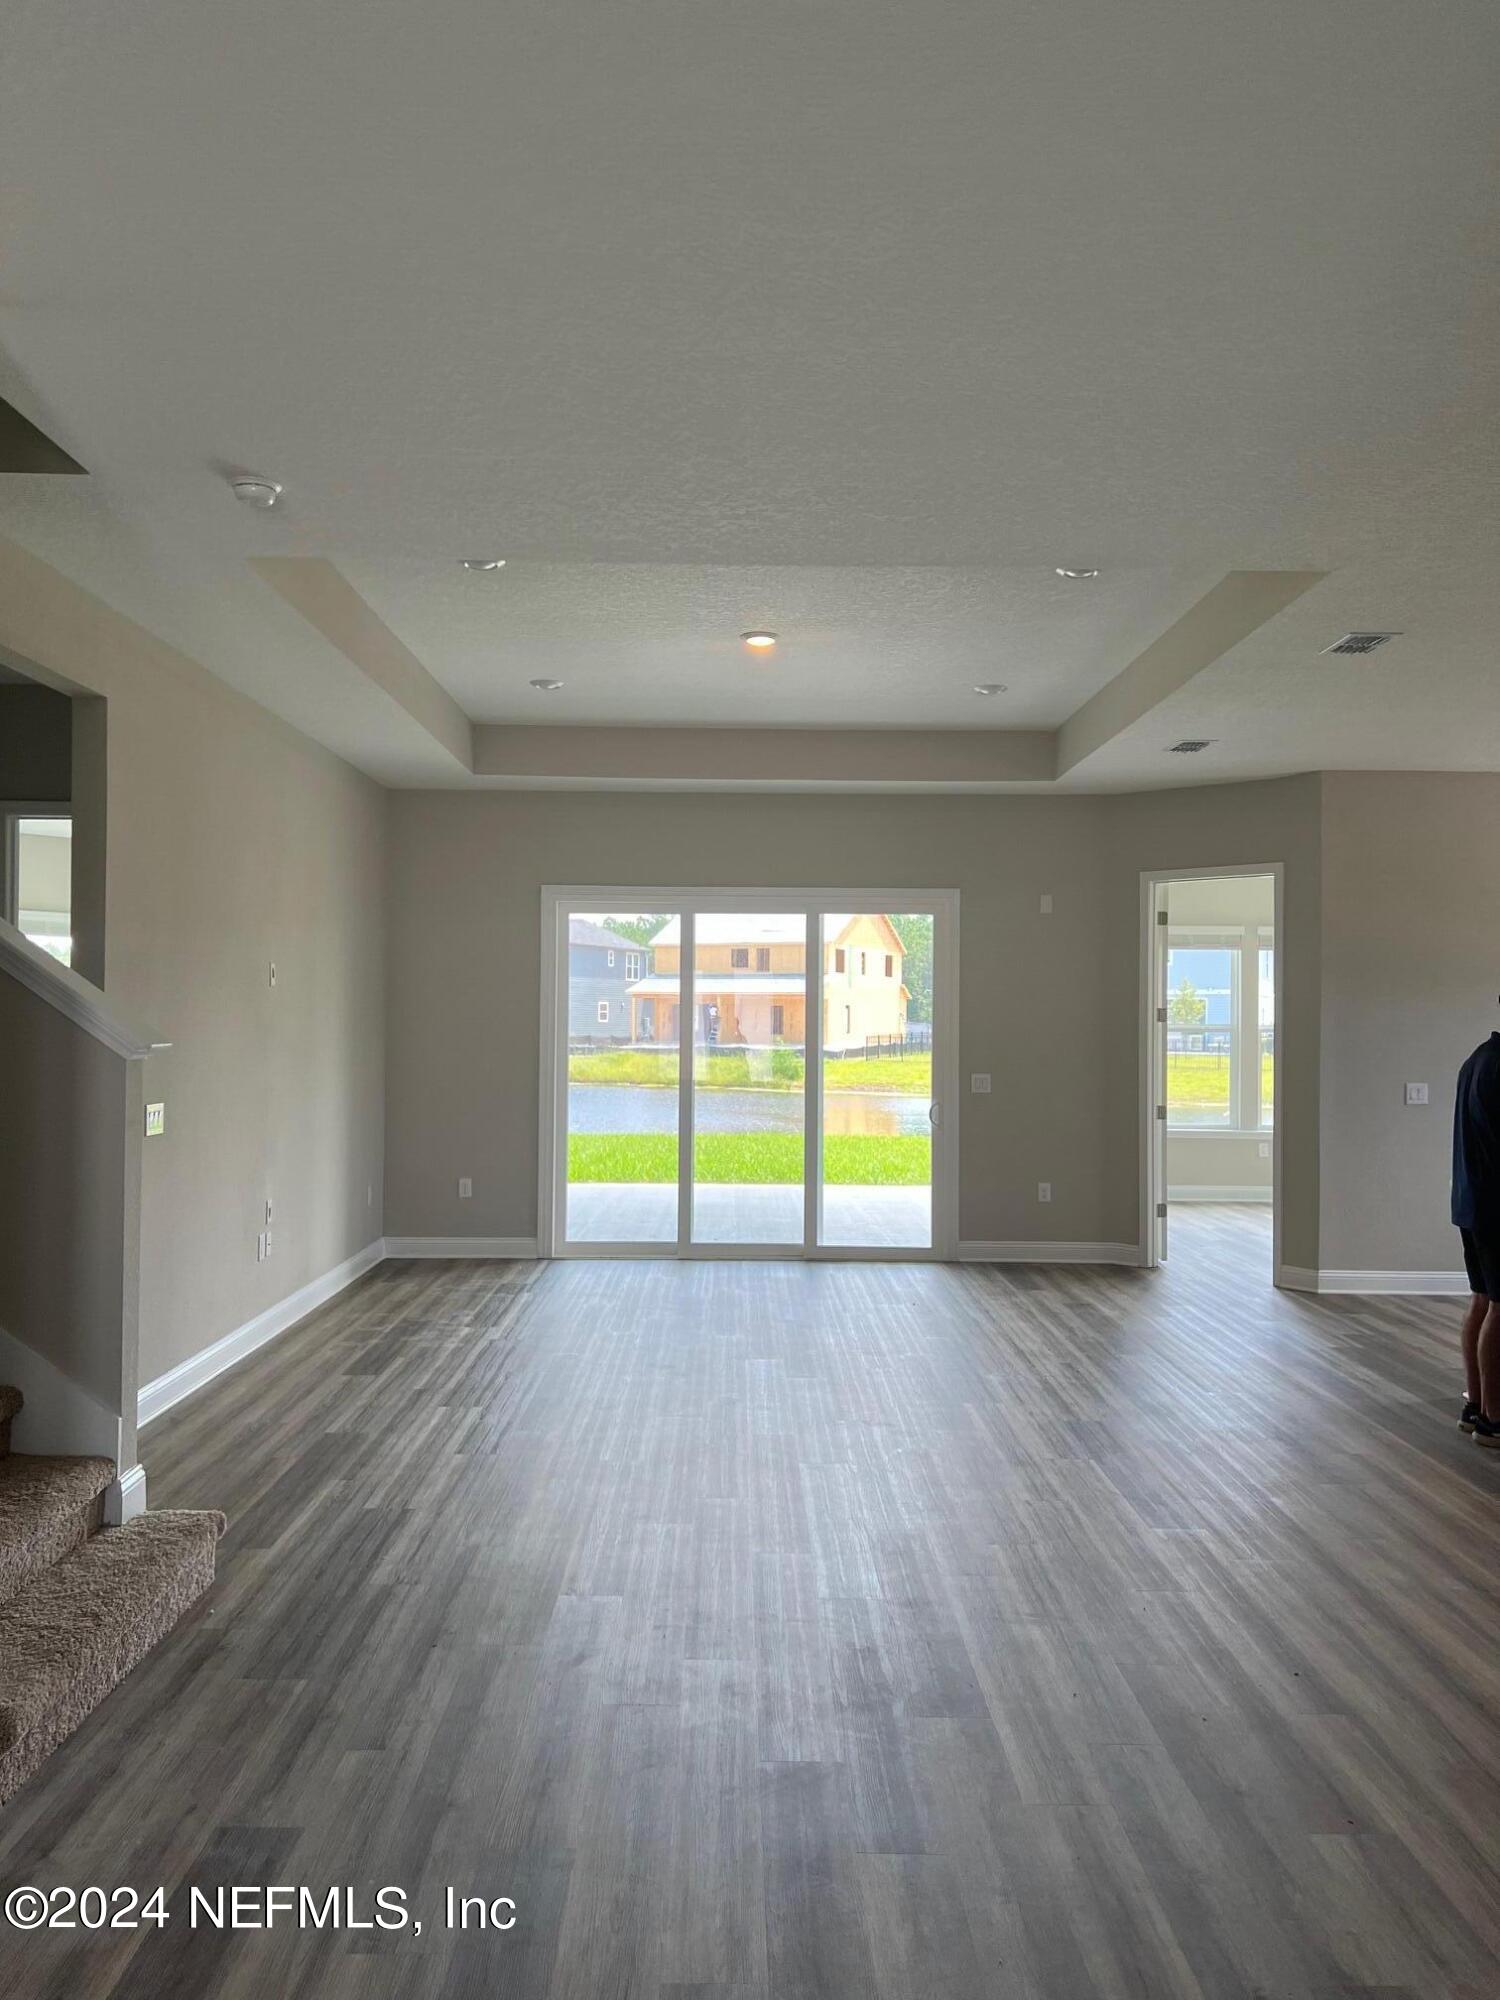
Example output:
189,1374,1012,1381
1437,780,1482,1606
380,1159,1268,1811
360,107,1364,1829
1319,771,1500,1274
0,682,72,801
385,778,1323,1263
0,537,388,1387
0,973,130,1416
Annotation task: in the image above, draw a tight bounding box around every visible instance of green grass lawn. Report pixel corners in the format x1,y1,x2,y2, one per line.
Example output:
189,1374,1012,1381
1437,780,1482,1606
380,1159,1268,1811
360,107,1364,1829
1168,1052,1275,1115
569,1048,932,1095
569,1132,932,1185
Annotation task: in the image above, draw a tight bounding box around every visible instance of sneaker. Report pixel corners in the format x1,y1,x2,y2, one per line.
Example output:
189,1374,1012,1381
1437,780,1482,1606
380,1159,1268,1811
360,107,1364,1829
1474,1413,1500,1449
1460,1398,1483,1433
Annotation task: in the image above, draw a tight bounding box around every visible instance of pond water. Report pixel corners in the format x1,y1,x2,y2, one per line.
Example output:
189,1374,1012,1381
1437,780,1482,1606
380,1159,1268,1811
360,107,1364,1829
567,1084,931,1137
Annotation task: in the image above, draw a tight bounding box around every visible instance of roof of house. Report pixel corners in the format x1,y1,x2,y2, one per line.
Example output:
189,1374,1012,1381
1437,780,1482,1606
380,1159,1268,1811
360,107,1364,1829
651,913,905,949
569,916,640,951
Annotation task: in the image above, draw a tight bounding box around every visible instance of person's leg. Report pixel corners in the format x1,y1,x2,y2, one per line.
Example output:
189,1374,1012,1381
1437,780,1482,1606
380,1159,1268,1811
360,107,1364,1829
1479,1299,1500,1422
1461,1292,1488,1408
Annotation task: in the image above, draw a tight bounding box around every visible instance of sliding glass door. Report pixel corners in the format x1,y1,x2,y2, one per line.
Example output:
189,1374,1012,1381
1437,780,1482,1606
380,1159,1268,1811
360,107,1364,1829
546,892,954,1258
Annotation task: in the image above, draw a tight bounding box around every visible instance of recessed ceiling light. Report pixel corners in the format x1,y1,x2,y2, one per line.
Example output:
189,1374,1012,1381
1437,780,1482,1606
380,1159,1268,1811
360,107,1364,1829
741,630,778,649
974,683,1007,696
229,475,282,509
460,558,506,571
1055,566,1099,580
529,677,564,691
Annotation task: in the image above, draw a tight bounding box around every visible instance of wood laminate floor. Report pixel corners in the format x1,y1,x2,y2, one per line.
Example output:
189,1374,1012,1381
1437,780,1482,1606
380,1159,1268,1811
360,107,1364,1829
3,1208,1498,1998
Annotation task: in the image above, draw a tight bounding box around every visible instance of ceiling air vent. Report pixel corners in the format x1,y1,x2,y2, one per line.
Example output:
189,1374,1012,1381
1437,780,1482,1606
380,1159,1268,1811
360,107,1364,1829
1167,739,1213,754
0,394,86,474
1321,631,1400,656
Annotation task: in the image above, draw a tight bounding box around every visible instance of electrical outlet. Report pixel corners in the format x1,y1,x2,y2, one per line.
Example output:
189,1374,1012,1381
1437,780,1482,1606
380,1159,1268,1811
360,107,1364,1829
1039,893,1053,915
264,1198,273,1227
144,1102,165,1138
263,1230,272,1258
1404,1082,1428,1106
458,1177,473,1199
1037,1181,1052,1204
256,1231,266,1262
1258,1140,1271,1159
970,1073,991,1095
268,961,276,988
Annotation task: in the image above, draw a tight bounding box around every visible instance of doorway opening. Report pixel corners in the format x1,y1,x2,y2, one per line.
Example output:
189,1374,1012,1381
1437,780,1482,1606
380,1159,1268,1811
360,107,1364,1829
1142,868,1281,1281
540,889,958,1259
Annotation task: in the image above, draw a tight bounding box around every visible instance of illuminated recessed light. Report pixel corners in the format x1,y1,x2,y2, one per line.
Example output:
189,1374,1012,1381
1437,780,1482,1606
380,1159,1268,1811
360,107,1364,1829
741,630,778,649
460,558,506,571
529,677,564,691
1055,566,1100,579
974,683,1007,696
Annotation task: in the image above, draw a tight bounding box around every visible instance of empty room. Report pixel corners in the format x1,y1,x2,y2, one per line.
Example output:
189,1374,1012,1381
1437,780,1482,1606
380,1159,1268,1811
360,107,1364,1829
2,6,1499,1996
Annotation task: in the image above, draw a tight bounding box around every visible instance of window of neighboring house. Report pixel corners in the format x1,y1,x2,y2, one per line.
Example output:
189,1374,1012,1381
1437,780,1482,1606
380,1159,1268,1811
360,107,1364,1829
4,813,72,967
625,950,643,981
844,1005,852,1034
771,1004,784,1036
1166,941,1236,1128
756,946,771,971
884,954,894,977
596,999,611,1024
834,948,846,973
859,951,867,974
607,949,616,966
731,947,749,968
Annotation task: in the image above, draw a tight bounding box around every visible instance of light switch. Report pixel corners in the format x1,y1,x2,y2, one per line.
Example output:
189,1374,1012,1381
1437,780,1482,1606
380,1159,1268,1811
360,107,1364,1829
458,1177,473,1199
971,1073,992,1094
1039,893,1054,915
1404,1082,1429,1106
144,1103,165,1137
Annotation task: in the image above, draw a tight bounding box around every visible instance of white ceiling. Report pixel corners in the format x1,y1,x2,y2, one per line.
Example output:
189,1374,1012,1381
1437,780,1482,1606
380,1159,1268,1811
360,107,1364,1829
0,0,1497,786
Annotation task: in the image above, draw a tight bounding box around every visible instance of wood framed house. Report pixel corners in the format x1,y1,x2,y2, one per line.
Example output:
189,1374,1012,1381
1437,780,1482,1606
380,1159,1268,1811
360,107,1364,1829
626,913,907,1051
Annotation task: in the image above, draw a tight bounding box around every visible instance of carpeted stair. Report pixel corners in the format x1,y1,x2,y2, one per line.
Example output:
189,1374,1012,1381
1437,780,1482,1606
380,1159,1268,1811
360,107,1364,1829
0,1386,225,1806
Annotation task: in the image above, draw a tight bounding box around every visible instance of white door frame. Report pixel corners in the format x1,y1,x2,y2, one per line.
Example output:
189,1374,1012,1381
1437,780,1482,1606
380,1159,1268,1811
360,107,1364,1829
539,886,960,1261
1138,863,1285,1283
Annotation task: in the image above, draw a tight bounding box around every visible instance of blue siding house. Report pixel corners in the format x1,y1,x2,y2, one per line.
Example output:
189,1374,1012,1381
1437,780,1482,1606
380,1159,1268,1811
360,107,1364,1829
569,917,647,1042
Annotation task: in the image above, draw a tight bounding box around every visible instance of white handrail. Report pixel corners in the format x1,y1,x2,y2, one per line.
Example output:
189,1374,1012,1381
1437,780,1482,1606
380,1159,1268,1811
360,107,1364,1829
0,917,157,1060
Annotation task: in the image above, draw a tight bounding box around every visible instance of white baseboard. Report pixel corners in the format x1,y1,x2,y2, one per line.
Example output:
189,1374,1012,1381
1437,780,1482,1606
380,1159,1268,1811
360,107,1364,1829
138,1237,386,1429
1167,1186,1273,1203
1278,1266,1468,1296
104,1463,148,1523
383,1236,540,1259
0,1322,124,1462
1318,1268,1470,1295
958,1240,1142,1266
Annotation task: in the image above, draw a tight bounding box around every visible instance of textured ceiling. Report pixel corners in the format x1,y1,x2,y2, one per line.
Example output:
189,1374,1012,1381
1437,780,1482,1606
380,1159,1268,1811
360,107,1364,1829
0,0,1497,785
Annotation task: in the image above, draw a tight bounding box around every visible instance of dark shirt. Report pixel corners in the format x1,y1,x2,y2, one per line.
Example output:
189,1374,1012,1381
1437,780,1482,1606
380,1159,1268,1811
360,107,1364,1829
1452,1032,1500,1230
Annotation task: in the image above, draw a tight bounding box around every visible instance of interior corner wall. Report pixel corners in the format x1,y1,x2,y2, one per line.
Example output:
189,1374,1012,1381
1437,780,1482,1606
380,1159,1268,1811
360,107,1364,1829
383,776,1323,1260
0,539,387,1389
1318,770,1500,1276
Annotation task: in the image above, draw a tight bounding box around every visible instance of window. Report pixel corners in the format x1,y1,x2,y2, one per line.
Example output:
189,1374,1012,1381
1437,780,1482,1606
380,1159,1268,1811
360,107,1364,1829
884,953,894,977
4,814,72,967
596,999,611,1024
844,1005,852,1034
731,947,749,968
1259,944,1275,1129
756,946,771,971
771,1004,784,1036
607,949,616,966
625,950,643,981
1166,943,1235,1127
859,951,867,974
834,948,846,973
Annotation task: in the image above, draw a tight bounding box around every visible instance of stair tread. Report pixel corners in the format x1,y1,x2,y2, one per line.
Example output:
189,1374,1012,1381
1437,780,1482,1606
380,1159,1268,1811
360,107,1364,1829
0,1510,226,1755
0,1455,118,1606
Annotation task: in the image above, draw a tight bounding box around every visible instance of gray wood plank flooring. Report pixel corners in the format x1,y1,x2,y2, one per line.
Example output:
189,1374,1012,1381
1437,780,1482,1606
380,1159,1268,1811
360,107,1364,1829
2,1209,1497,1998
